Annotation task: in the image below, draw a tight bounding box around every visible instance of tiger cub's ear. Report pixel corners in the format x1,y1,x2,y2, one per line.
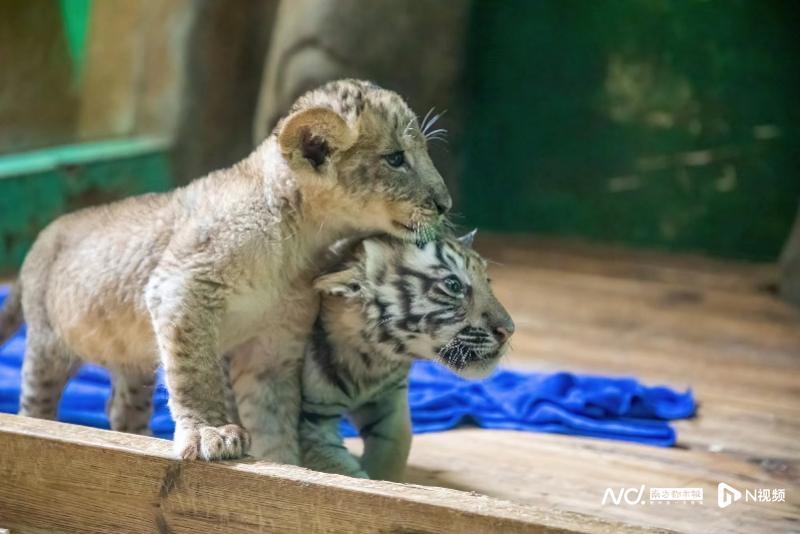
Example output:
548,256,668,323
457,229,478,248
313,266,362,298
361,238,394,279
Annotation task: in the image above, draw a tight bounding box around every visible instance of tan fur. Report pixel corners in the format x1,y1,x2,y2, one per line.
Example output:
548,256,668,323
3,79,451,462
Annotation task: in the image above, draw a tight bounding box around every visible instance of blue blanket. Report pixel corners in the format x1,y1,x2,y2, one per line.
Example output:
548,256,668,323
0,287,695,446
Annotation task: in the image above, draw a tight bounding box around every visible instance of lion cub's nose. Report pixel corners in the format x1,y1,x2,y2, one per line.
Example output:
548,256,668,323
429,193,451,216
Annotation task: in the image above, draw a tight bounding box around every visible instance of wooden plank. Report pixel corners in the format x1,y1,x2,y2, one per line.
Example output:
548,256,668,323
0,414,646,534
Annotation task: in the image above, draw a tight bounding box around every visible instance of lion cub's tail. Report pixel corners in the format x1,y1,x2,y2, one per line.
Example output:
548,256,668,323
0,281,23,345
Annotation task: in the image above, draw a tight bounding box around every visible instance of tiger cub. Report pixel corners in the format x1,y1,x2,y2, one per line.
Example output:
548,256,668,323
300,231,514,480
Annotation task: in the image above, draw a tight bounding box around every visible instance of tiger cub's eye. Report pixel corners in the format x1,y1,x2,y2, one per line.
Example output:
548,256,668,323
384,151,405,168
442,275,464,295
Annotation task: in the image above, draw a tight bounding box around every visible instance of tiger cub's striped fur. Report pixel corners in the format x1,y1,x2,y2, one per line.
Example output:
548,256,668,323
300,232,515,480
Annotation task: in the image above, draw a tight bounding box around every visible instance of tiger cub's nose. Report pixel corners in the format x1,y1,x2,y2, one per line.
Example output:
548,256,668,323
492,324,514,344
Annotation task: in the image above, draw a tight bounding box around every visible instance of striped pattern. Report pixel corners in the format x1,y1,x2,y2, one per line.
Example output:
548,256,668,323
299,234,513,479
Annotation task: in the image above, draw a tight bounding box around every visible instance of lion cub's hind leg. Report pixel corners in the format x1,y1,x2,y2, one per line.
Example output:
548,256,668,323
19,327,82,420
107,368,156,435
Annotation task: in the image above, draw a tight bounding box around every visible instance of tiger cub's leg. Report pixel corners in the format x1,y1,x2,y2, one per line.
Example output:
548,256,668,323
107,368,155,435
229,335,302,464
299,411,368,478
350,384,412,482
19,326,81,419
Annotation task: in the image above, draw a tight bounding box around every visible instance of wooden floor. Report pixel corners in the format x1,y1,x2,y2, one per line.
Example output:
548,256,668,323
348,234,800,533
1,235,797,533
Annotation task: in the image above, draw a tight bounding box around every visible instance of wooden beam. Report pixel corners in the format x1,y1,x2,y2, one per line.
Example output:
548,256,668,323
0,414,644,534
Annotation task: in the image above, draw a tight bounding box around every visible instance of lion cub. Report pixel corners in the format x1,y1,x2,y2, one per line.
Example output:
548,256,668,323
297,232,514,480
0,79,451,462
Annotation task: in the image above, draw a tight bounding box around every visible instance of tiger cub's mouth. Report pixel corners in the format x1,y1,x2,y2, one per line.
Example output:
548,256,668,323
436,332,504,375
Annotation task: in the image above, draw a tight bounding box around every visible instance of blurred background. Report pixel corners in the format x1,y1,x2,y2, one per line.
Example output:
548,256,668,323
0,0,798,297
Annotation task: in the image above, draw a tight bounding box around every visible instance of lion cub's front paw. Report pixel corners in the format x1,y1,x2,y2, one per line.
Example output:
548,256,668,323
176,424,251,461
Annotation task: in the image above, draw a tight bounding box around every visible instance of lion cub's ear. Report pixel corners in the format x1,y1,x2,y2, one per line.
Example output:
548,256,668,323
278,107,357,172
313,266,362,298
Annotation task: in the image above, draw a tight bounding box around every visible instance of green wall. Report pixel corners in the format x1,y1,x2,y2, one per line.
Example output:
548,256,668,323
3,0,798,270
462,0,799,260
0,139,172,273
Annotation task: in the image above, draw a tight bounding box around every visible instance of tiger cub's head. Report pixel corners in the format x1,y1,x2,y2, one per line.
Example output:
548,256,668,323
314,232,515,378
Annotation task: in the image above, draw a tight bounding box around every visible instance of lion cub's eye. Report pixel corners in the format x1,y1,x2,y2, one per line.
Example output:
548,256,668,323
384,151,405,168
442,275,464,295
